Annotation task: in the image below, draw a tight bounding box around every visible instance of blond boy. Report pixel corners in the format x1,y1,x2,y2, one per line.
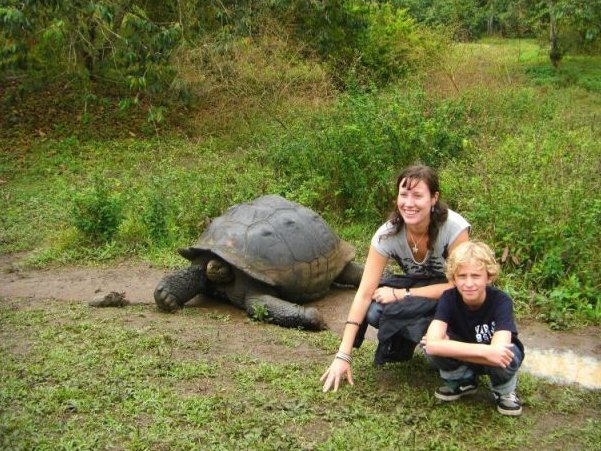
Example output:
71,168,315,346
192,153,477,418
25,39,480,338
424,241,524,416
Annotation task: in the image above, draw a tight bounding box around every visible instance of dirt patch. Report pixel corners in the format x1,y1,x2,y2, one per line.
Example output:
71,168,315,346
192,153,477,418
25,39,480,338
1,252,600,363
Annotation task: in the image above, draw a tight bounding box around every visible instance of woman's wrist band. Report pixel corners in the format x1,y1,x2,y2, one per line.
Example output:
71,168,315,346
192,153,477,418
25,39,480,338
345,320,361,327
335,351,352,363
392,287,399,301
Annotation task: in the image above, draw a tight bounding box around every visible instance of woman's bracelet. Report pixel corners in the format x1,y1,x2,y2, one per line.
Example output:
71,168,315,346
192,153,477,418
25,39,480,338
335,351,352,364
345,320,361,327
392,287,399,301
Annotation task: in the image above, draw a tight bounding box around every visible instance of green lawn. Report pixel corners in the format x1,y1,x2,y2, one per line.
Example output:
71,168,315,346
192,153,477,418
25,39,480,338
1,298,599,450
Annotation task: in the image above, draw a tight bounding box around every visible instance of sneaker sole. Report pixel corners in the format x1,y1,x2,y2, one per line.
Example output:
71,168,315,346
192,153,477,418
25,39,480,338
435,386,478,401
497,405,522,416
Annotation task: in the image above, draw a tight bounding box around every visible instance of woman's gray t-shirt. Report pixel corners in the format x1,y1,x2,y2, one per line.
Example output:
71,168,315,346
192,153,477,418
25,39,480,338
371,209,470,279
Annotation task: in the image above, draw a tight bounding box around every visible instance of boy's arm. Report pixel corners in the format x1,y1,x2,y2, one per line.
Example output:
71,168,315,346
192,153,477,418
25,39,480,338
425,321,515,368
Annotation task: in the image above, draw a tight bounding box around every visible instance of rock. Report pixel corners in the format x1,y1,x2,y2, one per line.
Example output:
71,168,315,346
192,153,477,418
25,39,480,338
88,291,129,307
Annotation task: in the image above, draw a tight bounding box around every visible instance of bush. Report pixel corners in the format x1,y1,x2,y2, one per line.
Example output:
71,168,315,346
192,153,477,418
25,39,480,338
141,181,170,246
0,1,182,114
443,124,601,317
285,1,447,86
270,85,472,222
358,3,436,82
71,175,123,243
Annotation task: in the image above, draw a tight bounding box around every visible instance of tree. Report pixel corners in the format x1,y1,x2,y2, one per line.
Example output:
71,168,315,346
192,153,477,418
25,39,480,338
0,1,181,99
530,0,601,67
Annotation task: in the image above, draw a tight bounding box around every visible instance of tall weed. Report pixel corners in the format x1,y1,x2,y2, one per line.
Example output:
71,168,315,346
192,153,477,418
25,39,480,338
71,175,124,243
141,179,171,246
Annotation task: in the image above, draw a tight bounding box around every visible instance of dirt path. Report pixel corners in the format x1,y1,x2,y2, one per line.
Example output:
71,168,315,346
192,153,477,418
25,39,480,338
1,252,599,362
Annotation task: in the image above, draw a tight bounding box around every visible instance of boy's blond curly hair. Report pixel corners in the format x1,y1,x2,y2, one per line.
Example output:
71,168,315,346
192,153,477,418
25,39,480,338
445,241,500,282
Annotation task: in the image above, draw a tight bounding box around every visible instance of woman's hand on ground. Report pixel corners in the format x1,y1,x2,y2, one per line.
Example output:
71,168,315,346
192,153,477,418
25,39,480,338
320,358,353,392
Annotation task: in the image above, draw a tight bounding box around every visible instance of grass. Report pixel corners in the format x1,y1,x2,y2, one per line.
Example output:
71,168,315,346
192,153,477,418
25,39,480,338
1,298,599,450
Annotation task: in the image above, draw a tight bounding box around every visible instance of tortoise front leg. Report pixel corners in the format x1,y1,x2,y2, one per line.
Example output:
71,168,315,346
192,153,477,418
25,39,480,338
244,295,326,331
154,266,205,312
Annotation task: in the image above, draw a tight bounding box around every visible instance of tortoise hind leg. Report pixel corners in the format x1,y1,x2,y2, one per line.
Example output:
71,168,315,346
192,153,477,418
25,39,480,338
244,295,326,331
154,266,205,312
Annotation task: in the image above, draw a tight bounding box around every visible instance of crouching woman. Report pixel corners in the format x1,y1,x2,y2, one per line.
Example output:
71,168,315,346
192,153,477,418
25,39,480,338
423,241,524,416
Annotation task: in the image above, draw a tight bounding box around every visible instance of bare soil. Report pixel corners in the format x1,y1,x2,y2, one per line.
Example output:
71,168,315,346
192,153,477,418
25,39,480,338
1,252,600,361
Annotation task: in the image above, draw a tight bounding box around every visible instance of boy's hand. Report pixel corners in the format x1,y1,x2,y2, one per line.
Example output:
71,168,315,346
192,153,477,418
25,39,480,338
485,344,515,368
420,333,449,346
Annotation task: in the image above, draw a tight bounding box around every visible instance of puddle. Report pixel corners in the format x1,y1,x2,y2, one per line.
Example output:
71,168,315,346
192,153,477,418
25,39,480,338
522,348,601,389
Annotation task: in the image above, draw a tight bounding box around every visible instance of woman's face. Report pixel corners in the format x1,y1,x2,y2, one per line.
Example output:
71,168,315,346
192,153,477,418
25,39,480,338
397,179,438,227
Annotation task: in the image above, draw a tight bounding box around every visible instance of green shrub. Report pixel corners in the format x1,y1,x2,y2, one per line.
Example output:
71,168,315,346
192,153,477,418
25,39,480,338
357,3,442,83
271,86,471,222
71,175,124,242
525,56,601,94
443,124,601,319
285,1,447,86
141,180,170,245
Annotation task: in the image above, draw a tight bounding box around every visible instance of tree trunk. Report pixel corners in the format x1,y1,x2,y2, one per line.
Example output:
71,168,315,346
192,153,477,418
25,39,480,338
548,5,561,67
488,14,495,35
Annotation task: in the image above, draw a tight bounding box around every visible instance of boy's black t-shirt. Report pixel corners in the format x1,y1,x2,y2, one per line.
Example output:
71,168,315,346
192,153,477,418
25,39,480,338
434,286,524,353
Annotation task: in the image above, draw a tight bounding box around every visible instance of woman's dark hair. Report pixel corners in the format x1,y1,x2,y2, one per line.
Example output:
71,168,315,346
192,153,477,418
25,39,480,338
387,165,448,250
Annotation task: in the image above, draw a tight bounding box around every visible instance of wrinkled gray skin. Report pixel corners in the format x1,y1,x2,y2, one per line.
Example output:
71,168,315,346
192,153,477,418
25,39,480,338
154,195,363,330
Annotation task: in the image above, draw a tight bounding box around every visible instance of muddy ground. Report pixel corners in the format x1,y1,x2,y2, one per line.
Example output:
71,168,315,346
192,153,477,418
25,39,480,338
1,252,600,363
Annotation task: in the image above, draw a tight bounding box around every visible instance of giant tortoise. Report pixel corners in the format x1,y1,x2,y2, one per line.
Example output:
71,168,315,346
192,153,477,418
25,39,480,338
154,195,363,330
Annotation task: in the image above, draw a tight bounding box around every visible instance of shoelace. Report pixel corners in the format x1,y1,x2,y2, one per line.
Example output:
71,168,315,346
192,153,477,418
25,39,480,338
499,393,519,403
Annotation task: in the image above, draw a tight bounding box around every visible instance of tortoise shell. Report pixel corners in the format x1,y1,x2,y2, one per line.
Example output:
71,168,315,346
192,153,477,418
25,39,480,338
182,195,355,300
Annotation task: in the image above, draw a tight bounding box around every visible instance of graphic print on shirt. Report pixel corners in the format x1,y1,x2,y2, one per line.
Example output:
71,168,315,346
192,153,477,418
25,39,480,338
394,254,446,278
474,321,496,344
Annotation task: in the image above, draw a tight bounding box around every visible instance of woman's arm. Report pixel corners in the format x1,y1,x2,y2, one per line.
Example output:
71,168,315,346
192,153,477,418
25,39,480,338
425,320,514,368
373,229,470,303
320,245,388,392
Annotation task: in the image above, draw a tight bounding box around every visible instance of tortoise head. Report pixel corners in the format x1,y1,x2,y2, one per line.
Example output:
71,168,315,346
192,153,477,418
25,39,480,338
206,257,234,283
179,247,235,284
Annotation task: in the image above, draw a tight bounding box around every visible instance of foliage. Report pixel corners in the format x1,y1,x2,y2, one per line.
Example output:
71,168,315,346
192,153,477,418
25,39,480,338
394,0,601,65
249,303,271,323
287,0,444,85
528,0,601,54
357,3,426,82
270,86,471,222
525,55,601,93
0,0,182,115
443,99,601,319
175,32,332,137
71,174,124,243
141,179,171,246
392,0,490,40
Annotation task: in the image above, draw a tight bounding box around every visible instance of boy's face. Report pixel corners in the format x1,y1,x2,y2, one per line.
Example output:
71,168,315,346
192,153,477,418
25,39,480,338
453,262,490,308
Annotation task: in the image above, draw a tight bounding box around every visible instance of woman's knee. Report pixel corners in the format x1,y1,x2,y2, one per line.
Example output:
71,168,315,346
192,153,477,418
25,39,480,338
366,302,382,327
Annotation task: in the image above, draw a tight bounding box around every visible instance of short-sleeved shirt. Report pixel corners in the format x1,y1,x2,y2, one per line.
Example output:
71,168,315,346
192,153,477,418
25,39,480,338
434,286,523,352
371,209,470,278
